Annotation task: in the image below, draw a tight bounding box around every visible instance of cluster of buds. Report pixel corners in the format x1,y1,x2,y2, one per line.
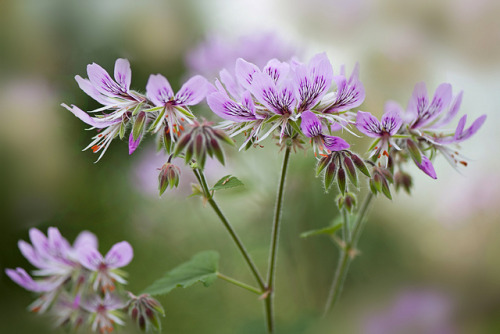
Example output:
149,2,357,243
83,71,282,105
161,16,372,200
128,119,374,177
4,227,157,333
173,120,234,169
316,151,371,194
368,165,394,200
158,161,181,195
126,293,165,332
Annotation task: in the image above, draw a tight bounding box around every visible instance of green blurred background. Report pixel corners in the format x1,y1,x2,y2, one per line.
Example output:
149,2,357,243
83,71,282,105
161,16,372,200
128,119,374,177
1,0,499,333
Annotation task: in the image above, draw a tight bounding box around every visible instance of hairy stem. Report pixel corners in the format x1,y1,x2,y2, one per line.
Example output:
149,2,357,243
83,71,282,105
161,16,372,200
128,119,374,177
265,146,292,333
323,192,374,315
194,169,266,291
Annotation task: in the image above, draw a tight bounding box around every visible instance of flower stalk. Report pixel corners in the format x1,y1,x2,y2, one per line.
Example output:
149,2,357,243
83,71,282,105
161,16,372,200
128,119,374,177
265,145,292,333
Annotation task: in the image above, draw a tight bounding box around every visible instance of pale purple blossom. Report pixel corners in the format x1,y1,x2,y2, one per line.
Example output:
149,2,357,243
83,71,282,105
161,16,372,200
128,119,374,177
62,59,145,161
146,74,209,138
78,241,133,291
403,82,486,177
301,110,350,153
356,103,403,164
321,63,365,114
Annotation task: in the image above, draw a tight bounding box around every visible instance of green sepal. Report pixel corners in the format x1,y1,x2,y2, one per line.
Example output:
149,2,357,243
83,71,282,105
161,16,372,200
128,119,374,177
210,175,244,191
380,178,392,200
367,137,381,152
323,160,337,192
174,106,195,119
148,107,166,132
351,154,371,177
131,102,144,117
173,134,192,157
210,138,225,165
142,106,164,113
142,251,219,295
289,119,303,136
316,155,331,177
343,156,358,187
132,112,147,141
119,121,127,140
407,139,422,164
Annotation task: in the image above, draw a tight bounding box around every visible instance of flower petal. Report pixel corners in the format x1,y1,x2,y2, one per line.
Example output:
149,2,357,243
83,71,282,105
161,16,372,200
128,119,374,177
207,91,257,122
249,72,295,115
78,246,103,271
146,74,174,106
429,91,463,129
128,132,142,155
413,83,452,128
416,155,437,179
235,58,261,90
175,75,208,105
18,240,46,269
454,114,487,142
75,76,110,105
264,58,290,85
87,62,123,97
73,231,98,251
323,135,350,151
61,104,120,128
355,111,382,138
381,102,403,135
5,268,57,292
114,58,132,91
406,81,428,124
300,111,323,138
29,228,49,258
323,64,365,113
294,53,333,111
104,241,133,269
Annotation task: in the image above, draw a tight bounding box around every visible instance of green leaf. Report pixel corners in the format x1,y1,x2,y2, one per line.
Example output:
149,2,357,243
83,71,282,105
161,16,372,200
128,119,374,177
300,219,343,238
142,251,219,295
210,175,244,191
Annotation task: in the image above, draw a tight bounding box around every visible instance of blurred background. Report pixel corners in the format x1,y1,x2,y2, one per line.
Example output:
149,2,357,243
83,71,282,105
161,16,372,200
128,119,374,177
1,0,499,333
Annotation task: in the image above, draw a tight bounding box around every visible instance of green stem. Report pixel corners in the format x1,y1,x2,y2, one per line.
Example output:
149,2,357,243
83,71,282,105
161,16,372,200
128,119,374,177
194,169,266,291
217,273,263,295
341,208,350,243
265,146,292,333
323,192,374,315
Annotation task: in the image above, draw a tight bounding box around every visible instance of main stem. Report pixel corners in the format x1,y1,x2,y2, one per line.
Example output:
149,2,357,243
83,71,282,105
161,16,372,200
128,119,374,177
265,146,292,333
194,169,266,291
323,192,374,316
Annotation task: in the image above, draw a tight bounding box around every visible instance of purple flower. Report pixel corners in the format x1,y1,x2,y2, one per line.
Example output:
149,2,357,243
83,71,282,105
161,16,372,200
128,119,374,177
62,59,145,161
186,32,297,79
301,111,350,153
146,73,208,138
292,53,333,112
402,82,486,176
356,103,403,164
82,294,126,333
78,241,133,292
321,63,365,113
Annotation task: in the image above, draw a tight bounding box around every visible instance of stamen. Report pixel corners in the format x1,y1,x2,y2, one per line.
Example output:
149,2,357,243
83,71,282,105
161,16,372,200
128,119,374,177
459,161,468,167
92,145,101,153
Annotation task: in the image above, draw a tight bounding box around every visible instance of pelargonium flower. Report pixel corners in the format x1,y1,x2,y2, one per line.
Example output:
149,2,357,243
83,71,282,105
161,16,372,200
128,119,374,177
207,53,363,150
320,63,365,114
355,102,403,165
82,294,126,334
145,73,208,141
402,82,486,178
301,110,350,155
78,241,133,292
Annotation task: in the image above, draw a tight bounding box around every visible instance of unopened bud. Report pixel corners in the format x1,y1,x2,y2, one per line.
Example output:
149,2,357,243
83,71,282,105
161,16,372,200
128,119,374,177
406,139,422,164
343,156,358,187
132,111,147,141
127,293,165,332
324,159,337,192
351,154,371,177
158,162,181,195
338,192,357,213
395,171,413,194
337,167,346,195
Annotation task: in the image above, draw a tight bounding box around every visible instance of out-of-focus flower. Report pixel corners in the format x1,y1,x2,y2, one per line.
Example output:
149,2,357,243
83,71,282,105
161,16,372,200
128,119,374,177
78,241,133,292
186,32,297,79
6,227,146,333
127,293,165,332
82,294,126,334
363,289,455,334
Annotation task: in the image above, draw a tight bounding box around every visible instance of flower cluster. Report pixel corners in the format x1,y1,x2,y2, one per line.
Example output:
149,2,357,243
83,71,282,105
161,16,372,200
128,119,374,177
5,227,140,333
207,53,365,151
355,82,486,190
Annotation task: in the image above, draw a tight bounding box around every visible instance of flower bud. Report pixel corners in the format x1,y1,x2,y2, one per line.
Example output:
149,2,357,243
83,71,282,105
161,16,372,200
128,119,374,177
395,171,413,194
351,154,371,177
127,293,165,332
338,192,357,213
342,156,358,187
337,167,346,195
406,139,422,164
132,111,147,141
158,162,181,195
323,159,337,192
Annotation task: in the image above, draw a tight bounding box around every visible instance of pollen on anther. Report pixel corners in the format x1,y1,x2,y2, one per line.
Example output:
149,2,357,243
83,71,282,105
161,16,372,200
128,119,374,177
459,161,468,167
92,145,101,153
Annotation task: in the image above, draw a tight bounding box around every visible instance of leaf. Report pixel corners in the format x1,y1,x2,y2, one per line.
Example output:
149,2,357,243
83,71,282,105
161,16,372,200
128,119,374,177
300,219,343,238
142,251,219,295
210,175,244,191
